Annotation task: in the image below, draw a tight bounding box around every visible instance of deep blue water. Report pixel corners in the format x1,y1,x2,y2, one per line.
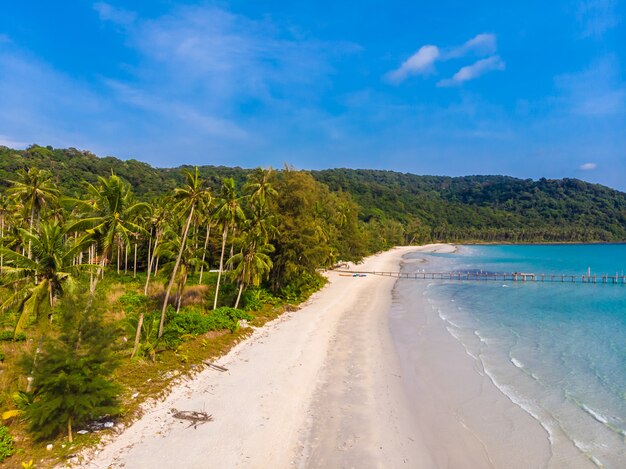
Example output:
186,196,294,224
404,245,626,467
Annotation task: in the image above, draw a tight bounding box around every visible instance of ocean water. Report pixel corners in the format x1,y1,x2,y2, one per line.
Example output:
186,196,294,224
401,244,626,468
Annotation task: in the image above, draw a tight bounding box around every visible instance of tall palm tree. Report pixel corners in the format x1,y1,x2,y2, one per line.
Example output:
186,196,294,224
143,197,169,295
65,174,148,306
6,167,60,259
0,221,84,336
213,178,246,310
227,235,274,309
158,167,210,338
244,167,277,205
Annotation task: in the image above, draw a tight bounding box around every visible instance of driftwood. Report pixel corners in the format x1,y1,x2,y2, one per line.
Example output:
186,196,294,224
202,360,228,372
171,408,213,429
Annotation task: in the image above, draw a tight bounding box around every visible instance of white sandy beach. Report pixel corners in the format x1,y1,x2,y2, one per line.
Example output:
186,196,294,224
75,244,572,468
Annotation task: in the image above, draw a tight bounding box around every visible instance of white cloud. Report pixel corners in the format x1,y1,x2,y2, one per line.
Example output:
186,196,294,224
93,2,136,26
446,33,497,59
387,33,501,85
437,55,505,87
386,45,440,83
577,0,620,38
579,162,597,170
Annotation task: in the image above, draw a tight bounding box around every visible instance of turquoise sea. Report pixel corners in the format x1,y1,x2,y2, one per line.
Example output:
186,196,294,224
402,244,626,467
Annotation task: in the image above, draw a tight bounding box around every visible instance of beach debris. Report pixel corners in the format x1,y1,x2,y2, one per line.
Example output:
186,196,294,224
170,408,213,429
46,444,53,451
202,360,228,372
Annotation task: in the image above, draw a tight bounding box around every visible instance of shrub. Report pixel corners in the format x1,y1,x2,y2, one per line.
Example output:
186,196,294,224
161,307,253,347
0,351,4,362
0,331,26,342
279,272,326,302
241,288,281,311
21,305,120,442
0,425,14,462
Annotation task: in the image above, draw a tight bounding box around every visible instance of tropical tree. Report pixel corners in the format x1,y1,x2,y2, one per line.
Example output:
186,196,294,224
143,197,169,295
244,167,277,205
158,167,210,338
65,174,148,305
6,167,60,258
21,299,120,443
213,178,246,309
227,235,274,309
0,221,84,337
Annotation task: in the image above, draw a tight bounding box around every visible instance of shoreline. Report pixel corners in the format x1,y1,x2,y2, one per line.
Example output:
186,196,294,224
392,246,596,468
76,243,577,468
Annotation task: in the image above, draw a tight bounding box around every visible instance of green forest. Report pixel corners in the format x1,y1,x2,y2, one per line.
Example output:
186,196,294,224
0,144,625,466
3,145,626,244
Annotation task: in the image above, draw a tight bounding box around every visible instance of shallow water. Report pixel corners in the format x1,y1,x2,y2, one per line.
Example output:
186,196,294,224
400,245,626,468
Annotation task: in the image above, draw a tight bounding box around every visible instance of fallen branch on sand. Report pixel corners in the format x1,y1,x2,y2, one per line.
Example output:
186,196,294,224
171,408,213,429
202,360,228,372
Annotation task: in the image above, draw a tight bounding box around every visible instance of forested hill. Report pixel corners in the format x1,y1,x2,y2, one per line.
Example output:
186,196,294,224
312,169,626,242
2,145,626,243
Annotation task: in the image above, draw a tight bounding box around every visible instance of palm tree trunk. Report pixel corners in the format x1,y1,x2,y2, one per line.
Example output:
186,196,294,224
176,275,184,313
144,232,160,295
158,206,195,338
133,235,138,278
130,311,145,359
125,243,129,274
68,415,73,443
117,238,121,274
27,204,35,259
146,233,152,275
213,224,228,310
198,223,211,284
234,282,244,309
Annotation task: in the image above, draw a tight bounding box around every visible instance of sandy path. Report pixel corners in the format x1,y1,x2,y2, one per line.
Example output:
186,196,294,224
79,246,427,469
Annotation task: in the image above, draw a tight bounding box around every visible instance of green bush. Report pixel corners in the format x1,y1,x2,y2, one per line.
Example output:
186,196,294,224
0,331,26,342
162,307,253,347
0,351,4,362
0,425,14,462
242,288,281,311
279,272,326,302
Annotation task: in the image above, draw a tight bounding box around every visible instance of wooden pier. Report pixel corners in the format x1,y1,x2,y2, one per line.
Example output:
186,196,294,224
338,270,626,285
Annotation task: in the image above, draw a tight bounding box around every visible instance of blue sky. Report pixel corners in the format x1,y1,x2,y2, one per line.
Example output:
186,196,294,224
1,1,625,189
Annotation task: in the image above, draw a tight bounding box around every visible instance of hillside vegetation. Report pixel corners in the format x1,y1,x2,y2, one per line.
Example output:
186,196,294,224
2,145,625,244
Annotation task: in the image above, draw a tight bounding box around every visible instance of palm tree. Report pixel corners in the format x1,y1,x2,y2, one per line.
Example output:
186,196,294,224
227,235,274,309
197,208,214,286
244,167,277,205
213,178,246,310
142,197,169,295
65,174,148,306
156,228,205,312
6,167,60,259
158,167,210,338
0,221,84,336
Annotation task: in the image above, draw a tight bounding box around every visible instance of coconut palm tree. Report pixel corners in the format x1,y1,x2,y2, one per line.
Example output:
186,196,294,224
0,221,85,336
227,234,274,309
143,197,170,295
6,167,60,259
157,167,210,338
244,167,277,205
65,174,149,305
213,178,246,310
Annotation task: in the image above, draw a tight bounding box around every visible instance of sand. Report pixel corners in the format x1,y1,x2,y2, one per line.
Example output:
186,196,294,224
76,244,565,468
